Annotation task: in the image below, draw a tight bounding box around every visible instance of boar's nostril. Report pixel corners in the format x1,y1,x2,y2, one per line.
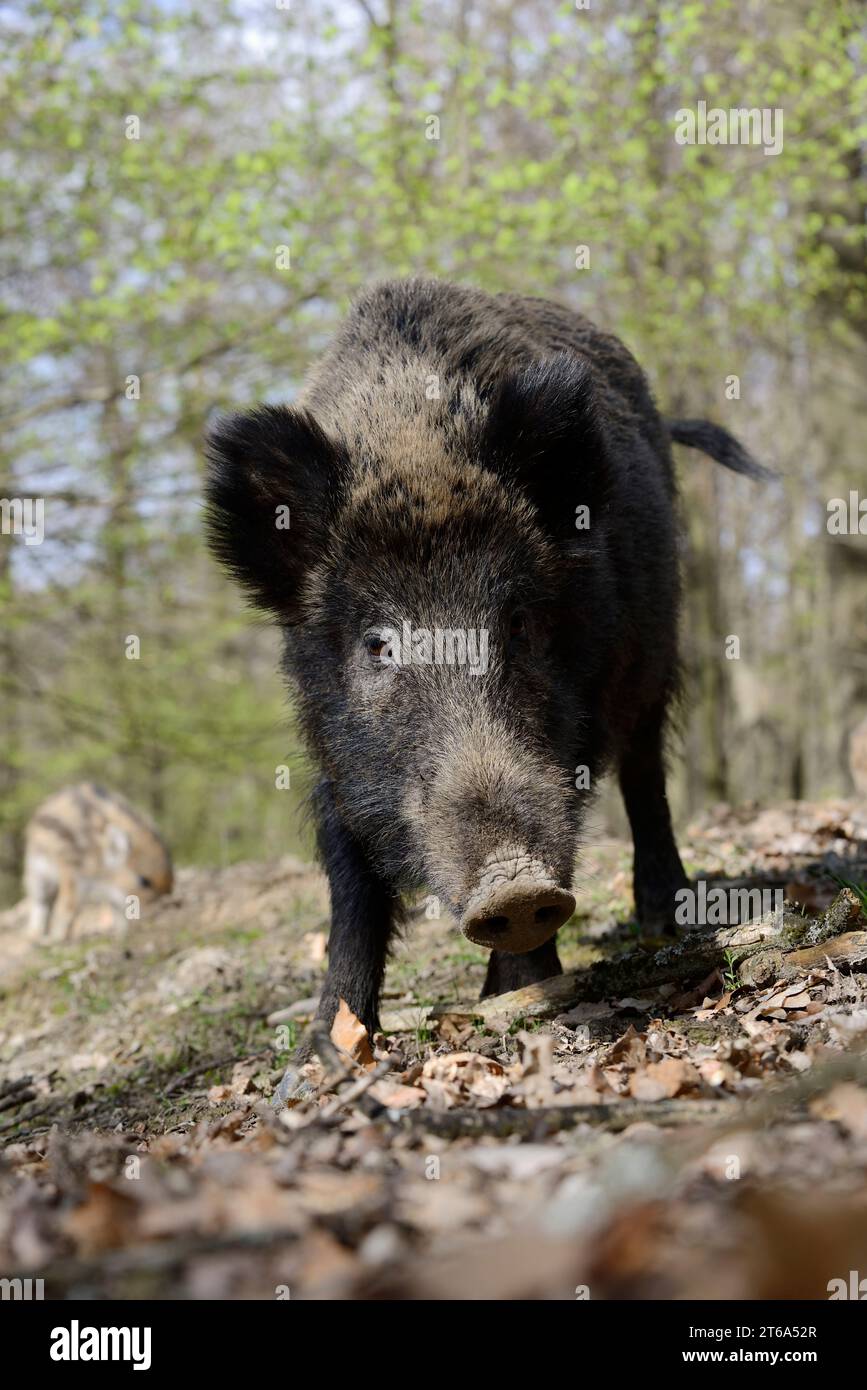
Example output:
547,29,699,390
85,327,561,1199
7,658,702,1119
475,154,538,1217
484,916,510,934
535,905,562,926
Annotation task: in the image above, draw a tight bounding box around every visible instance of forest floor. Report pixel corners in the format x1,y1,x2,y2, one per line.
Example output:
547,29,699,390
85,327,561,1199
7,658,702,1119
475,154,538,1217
1,799,867,1300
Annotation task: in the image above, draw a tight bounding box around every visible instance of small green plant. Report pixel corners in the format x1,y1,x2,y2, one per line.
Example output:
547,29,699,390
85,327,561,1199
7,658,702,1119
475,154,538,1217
722,949,739,993
510,1015,544,1035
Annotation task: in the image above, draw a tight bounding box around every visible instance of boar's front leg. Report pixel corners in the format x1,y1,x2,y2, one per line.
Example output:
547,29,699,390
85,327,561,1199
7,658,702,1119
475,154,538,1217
480,938,563,998
310,779,396,1043
618,705,689,933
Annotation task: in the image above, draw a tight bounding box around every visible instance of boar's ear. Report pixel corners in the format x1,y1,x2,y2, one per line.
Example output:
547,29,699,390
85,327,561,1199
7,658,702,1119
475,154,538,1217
481,353,608,544
204,404,345,621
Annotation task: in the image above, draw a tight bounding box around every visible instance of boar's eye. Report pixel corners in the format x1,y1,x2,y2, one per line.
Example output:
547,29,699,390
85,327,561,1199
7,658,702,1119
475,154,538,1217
363,630,396,667
507,609,530,660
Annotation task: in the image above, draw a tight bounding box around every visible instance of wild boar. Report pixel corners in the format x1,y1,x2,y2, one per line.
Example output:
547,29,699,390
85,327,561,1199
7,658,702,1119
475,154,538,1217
24,783,173,942
205,277,768,1043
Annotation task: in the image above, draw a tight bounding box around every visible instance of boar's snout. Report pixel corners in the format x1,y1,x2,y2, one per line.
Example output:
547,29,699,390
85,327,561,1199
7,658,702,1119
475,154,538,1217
460,858,575,954
413,711,579,955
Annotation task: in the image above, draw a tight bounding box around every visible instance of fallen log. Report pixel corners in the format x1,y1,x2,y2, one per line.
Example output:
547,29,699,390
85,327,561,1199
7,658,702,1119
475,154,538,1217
0,1075,35,1114
430,888,866,1029
380,1097,737,1139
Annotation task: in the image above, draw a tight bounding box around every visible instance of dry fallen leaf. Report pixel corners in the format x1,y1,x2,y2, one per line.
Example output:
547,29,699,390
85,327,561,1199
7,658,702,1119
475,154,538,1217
369,1081,427,1109
330,998,376,1070
697,1057,740,1090
764,982,812,1011
577,1063,619,1100
295,1170,384,1217
811,1083,867,1139
436,1014,476,1046
227,1059,259,1098
628,1056,700,1101
508,1030,576,1108
601,1025,646,1068
780,991,811,1010
602,1066,631,1095
62,1181,140,1255
421,1052,509,1109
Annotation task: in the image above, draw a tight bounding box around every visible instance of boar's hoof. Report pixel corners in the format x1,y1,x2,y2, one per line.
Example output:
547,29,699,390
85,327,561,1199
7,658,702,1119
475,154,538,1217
272,1061,318,1111
461,881,575,954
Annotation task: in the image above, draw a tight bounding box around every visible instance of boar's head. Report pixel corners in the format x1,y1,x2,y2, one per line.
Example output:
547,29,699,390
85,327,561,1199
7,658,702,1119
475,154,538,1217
206,354,614,955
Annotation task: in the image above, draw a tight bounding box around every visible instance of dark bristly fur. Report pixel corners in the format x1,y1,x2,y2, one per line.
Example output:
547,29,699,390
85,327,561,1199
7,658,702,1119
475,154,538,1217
204,277,768,1044
667,418,776,480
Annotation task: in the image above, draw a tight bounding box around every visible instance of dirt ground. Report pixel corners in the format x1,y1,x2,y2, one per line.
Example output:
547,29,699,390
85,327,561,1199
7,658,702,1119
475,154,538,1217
2,800,867,1300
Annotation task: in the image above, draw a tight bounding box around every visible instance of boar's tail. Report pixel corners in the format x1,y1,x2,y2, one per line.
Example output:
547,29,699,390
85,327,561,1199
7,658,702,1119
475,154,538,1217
667,418,776,481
